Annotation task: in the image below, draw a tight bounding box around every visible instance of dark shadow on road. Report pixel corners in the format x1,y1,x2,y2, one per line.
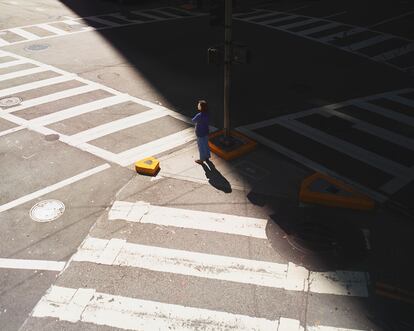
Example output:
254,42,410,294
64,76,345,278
201,159,232,193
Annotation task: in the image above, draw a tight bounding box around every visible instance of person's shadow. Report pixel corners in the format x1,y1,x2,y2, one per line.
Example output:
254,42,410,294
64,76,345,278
201,160,232,193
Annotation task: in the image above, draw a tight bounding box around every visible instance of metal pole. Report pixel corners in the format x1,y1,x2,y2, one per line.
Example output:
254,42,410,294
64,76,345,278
224,0,232,137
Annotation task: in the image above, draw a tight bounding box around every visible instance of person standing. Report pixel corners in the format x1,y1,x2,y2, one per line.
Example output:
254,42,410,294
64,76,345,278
192,100,211,164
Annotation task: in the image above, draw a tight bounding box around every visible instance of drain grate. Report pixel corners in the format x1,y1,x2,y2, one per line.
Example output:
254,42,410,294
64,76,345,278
287,222,338,254
25,44,50,51
0,96,22,108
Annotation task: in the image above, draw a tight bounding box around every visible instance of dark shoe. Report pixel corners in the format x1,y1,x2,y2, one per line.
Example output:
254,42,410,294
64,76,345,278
195,159,204,164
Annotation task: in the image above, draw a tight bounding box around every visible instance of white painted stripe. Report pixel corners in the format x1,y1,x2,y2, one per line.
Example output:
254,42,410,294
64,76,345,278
0,164,110,213
108,201,268,239
262,15,299,25
61,19,82,26
37,23,68,35
117,127,195,167
368,10,414,29
2,84,97,114
0,38,9,47
323,11,348,19
380,172,414,194
298,22,340,36
279,118,409,177
346,35,392,51
68,108,167,145
356,101,414,127
33,286,280,330
8,27,40,40
0,66,47,82
87,16,120,27
0,258,65,271
386,94,414,107
0,58,26,69
73,237,368,296
30,94,128,126
373,43,414,61
237,127,387,203
148,9,179,18
0,75,74,98
308,326,367,331
0,125,24,137
277,18,318,30
242,12,283,22
318,27,365,43
108,13,143,23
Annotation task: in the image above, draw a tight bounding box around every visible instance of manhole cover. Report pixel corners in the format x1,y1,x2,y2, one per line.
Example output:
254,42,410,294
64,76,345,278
0,96,22,108
25,44,50,51
45,133,59,141
30,200,65,222
287,222,338,254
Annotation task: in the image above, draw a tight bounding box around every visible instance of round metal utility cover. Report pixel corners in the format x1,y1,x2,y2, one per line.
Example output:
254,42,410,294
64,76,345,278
0,96,22,108
30,200,65,223
25,44,49,51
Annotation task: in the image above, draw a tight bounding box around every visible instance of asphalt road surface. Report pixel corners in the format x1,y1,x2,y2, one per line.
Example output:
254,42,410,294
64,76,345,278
0,1,413,330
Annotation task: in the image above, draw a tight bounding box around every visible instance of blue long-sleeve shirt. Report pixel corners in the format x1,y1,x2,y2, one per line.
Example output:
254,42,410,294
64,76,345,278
192,112,209,137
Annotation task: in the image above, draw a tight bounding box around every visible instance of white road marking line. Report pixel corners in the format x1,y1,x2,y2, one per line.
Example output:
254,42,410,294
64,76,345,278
237,127,387,203
241,11,280,21
0,58,26,69
261,14,300,25
72,237,368,296
0,164,110,213
86,16,120,27
346,35,392,51
308,326,366,331
0,125,24,137
29,94,129,126
277,18,318,30
279,118,410,177
356,101,414,127
386,94,414,107
109,201,268,239
0,38,9,47
148,9,179,18
0,258,65,271
8,27,40,40
319,27,366,43
37,23,68,36
0,66,48,82
0,75,75,98
297,22,341,36
323,11,348,19
2,84,98,114
108,13,143,23
278,318,301,331
117,127,195,167
67,108,167,145
380,169,414,194
131,11,168,20
368,10,414,29
373,42,414,61
33,285,280,330
60,288,96,323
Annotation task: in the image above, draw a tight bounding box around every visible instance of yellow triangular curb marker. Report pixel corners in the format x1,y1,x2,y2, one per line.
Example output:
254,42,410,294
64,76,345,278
135,157,160,176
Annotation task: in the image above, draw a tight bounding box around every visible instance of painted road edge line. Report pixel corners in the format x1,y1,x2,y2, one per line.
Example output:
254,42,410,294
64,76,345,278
72,237,369,297
0,258,65,271
31,286,368,331
0,163,110,213
108,200,268,239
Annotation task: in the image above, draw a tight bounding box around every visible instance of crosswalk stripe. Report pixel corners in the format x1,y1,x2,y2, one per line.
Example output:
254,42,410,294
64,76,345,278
356,101,414,127
0,38,9,47
0,125,24,137
386,94,414,107
72,237,368,296
0,58,26,69
86,16,120,27
261,15,300,25
37,23,68,36
278,18,318,30
117,127,195,166
0,66,48,82
2,84,98,114
298,22,341,36
0,258,65,271
0,75,74,98
372,42,414,61
8,27,40,40
108,201,268,239
31,286,368,330
33,285,279,330
29,94,129,126
319,27,366,43
67,108,167,145
346,34,392,51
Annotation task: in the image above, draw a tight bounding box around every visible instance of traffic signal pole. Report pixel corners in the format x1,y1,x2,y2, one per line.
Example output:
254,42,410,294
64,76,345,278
223,0,232,137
